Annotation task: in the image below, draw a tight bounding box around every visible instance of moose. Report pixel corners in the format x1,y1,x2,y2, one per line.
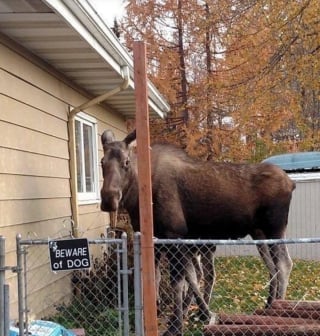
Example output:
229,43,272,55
100,129,295,336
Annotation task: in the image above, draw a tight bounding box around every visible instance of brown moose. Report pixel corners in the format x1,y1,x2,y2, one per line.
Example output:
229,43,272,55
100,129,296,336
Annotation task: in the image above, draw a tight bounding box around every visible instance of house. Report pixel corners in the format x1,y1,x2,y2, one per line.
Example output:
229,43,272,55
263,152,320,259
0,0,169,319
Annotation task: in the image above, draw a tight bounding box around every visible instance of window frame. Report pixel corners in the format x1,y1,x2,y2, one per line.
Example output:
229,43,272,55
75,112,99,204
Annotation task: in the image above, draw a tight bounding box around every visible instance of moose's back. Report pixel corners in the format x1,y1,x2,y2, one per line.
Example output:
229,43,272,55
150,143,295,239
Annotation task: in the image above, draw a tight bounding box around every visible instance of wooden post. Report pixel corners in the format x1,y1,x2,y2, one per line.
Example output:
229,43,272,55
133,41,158,336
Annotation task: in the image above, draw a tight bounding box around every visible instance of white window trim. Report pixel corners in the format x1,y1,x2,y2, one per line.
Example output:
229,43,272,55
75,112,99,204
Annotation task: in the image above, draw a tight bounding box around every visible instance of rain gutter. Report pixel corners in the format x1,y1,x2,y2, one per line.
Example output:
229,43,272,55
44,0,170,118
68,65,129,237
42,0,169,236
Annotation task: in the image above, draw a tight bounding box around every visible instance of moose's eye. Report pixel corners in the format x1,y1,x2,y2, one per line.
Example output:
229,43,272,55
122,158,130,170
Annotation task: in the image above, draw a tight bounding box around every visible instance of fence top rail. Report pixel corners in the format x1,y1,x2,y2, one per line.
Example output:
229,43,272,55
154,237,320,246
17,237,124,246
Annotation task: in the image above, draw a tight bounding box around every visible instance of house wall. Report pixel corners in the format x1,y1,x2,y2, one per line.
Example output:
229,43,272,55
286,175,320,260
0,41,128,318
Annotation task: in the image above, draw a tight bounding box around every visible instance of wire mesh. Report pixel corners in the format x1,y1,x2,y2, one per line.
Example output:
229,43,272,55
17,237,132,336
154,239,320,336
13,235,320,336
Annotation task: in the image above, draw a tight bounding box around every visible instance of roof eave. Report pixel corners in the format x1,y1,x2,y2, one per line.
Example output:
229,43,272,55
43,0,170,118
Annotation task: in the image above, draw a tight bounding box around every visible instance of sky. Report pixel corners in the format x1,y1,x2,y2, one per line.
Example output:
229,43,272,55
88,0,126,26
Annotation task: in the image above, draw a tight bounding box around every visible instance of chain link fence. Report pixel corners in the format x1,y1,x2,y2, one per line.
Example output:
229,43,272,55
155,238,320,336
14,233,141,336
2,234,320,336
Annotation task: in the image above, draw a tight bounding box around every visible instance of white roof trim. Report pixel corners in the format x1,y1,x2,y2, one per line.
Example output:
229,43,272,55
289,172,320,181
43,0,170,117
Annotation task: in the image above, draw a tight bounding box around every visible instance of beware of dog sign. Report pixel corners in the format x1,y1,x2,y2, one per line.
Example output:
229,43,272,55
48,238,91,271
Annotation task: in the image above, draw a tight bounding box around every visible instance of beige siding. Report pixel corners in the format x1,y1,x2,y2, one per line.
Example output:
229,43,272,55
0,175,70,199
0,147,69,178
0,121,69,158
97,117,128,139
0,94,67,139
78,209,109,238
26,275,74,318
3,217,74,256
0,199,71,227
0,69,68,121
0,41,127,319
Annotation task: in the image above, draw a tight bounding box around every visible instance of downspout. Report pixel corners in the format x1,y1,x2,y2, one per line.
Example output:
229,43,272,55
68,65,130,237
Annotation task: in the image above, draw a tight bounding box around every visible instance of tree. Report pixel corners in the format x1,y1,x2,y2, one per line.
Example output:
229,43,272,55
122,0,320,161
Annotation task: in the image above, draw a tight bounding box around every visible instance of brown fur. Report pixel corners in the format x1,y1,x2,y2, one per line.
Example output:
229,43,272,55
100,130,295,336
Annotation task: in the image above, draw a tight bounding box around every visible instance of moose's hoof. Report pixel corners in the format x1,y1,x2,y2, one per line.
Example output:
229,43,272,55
162,330,182,336
198,309,213,324
162,317,183,336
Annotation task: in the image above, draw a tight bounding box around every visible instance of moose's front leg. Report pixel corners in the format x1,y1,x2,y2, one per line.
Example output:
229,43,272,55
162,248,185,336
155,247,163,314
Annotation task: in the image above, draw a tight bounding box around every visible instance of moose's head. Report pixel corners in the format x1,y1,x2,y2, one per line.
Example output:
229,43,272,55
100,130,136,216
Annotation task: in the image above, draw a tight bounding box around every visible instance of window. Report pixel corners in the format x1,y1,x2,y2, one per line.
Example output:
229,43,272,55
75,113,99,203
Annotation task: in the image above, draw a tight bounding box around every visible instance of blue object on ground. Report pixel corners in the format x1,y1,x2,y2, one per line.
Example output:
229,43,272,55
10,320,75,336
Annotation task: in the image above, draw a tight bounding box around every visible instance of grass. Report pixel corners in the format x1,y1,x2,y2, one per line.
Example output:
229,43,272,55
48,256,320,335
182,256,320,334
210,256,320,313
209,256,269,313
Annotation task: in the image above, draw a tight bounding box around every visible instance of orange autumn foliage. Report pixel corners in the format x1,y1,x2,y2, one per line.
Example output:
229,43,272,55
121,0,320,162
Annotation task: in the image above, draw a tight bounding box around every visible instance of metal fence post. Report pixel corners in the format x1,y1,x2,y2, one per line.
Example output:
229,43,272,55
16,234,25,336
121,232,130,336
4,284,9,336
0,236,5,336
133,232,144,336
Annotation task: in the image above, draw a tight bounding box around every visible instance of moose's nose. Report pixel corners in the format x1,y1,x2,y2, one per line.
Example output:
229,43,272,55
100,189,121,212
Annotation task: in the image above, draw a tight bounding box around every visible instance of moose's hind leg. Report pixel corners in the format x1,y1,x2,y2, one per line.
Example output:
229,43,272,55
184,254,211,323
271,243,293,299
256,243,277,307
257,242,292,307
182,252,202,318
201,245,216,305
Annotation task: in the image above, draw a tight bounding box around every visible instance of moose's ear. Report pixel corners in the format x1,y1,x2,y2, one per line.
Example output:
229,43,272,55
101,130,115,146
124,129,136,146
